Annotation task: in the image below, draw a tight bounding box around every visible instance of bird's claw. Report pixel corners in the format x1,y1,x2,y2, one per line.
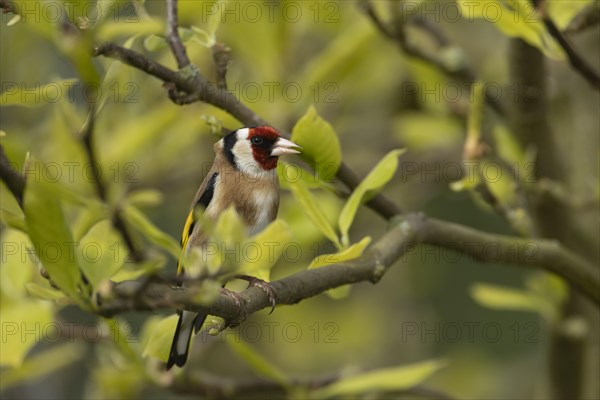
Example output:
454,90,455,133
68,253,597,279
235,275,277,314
220,287,244,310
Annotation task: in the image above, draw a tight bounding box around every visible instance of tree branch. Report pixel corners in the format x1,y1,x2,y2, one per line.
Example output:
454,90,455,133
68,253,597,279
0,144,25,208
171,372,456,400
79,106,143,262
564,2,600,34
0,0,18,14
211,42,231,89
359,0,506,116
98,213,599,322
165,0,190,69
419,218,599,303
540,13,600,89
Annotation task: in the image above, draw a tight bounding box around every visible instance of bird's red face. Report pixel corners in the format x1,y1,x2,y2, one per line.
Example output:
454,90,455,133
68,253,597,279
223,126,301,173
248,126,300,170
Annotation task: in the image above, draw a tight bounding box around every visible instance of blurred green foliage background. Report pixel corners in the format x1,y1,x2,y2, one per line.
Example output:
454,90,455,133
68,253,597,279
1,0,598,399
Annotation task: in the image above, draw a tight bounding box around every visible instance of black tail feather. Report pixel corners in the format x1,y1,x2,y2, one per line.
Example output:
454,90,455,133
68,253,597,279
166,312,208,370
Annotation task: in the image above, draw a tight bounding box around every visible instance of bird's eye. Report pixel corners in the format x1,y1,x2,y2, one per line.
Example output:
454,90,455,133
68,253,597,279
251,136,264,145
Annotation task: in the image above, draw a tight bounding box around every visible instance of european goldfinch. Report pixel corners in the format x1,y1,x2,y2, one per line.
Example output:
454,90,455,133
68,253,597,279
166,126,300,370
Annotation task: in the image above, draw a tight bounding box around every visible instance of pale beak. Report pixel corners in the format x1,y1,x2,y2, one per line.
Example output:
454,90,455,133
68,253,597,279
270,138,301,156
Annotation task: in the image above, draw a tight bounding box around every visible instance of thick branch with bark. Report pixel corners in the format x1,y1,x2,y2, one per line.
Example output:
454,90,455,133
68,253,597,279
509,37,598,399
98,213,599,323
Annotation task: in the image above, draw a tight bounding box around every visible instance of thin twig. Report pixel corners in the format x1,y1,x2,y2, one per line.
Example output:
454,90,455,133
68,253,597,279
172,372,456,400
80,105,105,200
211,42,230,89
565,2,600,34
79,105,143,262
0,0,17,14
165,0,190,69
172,372,339,398
542,17,600,89
0,144,25,207
359,0,506,116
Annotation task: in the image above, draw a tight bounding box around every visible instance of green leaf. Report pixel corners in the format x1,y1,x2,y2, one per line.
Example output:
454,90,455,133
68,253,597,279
206,0,227,35
238,219,293,282
465,80,485,158
291,106,342,181
470,283,557,321
213,206,247,246
24,163,82,298
25,283,67,301
525,273,568,308
393,112,463,151
111,253,167,283
456,0,563,59
191,25,215,47
199,206,248,274
0,300,54,367
7,14,21,26
228,339,289,387
308,236,372,299
143,34,167,52
0,342,83,389
103,318,141,362
0,182,26,232
123,205,180,259
492,124,528,179
0,229,34,301
71,206,109,241
277,162,323,190
126,189,164,209
311,359,447,398
88,0,119,27
96,19,164,42
547,0,593,29
338,149,405,247
301,19,375,85
288,180,341,249
142,315,178,362
61,0,93,25
77,220,128,288
0,79,78,108
57,29,100,87
102,105,179,168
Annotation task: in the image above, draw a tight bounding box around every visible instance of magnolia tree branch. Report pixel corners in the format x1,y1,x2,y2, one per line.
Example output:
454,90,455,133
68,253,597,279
171,372,457,400
533,2,600,89
78,106,143,262
165,0,190,69
98,213,599,323
565,3,600,34
358,0,506,116
543,18,600,89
